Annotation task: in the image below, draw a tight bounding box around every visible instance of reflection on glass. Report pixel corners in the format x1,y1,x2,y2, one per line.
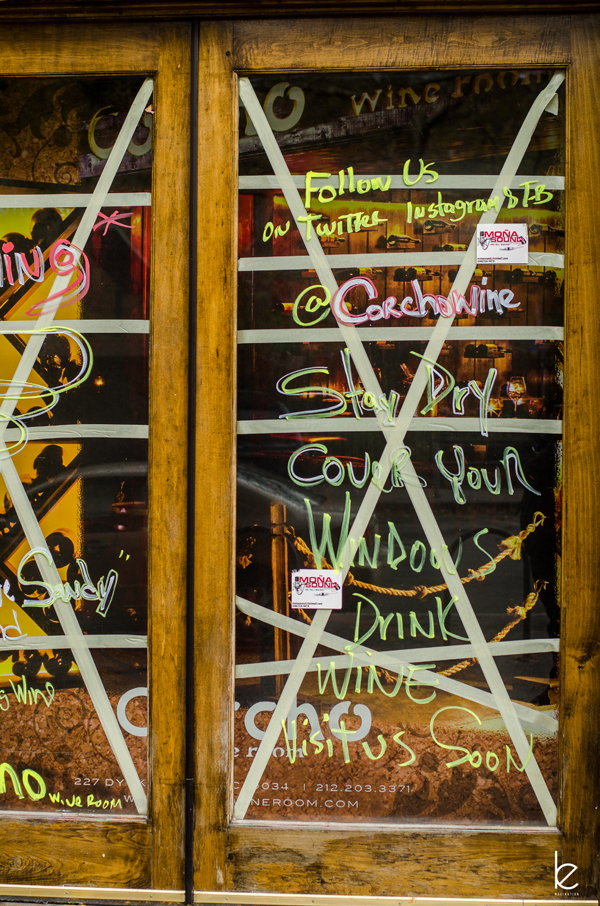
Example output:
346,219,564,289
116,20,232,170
508,376,527,401
503,376,528,417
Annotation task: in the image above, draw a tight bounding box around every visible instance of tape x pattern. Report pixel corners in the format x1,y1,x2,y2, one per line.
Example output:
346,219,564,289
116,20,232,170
0,79,154,816
234,72,566,826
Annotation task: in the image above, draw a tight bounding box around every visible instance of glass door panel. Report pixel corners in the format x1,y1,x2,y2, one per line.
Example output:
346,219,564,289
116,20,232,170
0,74,153,816
234,68,565,827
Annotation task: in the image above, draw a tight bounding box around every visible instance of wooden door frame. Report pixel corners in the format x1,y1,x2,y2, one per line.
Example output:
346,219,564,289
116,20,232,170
194,13,600,901
0,19,190,895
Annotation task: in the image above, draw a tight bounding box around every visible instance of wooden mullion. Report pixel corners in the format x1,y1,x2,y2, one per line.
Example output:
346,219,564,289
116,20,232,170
193,19,237,894
148,20,191,892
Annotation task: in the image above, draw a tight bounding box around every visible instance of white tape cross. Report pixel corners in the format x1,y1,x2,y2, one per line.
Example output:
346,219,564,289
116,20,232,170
234,73,564,824
0,78,154,815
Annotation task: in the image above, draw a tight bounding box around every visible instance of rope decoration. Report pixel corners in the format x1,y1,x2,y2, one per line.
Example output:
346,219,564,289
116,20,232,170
285,511,546,601
238,513,550,679
438,579,548,676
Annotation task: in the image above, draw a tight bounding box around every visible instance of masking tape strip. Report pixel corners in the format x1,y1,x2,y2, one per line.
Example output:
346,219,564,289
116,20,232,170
236,638,559,677
236,73,564,823
238,326,564,343
0,320,149,334
0,192,151,208
238,253,564,272
240,252,460,271
0,634,148,649
239,174,565,191
237,417,562,435
0,78,154,816
529,252,564,267
328,73,565,823
235,597,557,734
4,424,149,441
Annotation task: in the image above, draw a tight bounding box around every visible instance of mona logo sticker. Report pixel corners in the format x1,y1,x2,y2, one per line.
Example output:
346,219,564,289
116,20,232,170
291,569,342,610
476,223,528,264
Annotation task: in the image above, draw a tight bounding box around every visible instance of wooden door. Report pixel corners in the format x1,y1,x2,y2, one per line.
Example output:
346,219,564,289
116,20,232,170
0,20,189,897
194,14,600,903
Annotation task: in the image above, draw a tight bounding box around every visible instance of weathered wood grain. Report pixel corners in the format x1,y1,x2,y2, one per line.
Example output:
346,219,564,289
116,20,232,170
233,15,571,71
0,817,150,887
0,21,159,70
227,825,561,898
193,19,237,893
148,20,191,893
560,13,600,900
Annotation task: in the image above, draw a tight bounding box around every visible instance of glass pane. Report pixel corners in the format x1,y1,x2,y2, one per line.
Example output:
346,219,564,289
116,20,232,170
235,69,564,825
0,76,152,815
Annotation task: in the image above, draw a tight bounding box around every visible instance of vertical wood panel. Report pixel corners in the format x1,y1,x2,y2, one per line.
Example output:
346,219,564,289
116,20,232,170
194,19,237,893
561,14,600,899
149,20,191,892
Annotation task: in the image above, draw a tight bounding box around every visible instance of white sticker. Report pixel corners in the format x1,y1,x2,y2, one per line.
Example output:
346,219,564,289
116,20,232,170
291,569,342,610
476,223,528,264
